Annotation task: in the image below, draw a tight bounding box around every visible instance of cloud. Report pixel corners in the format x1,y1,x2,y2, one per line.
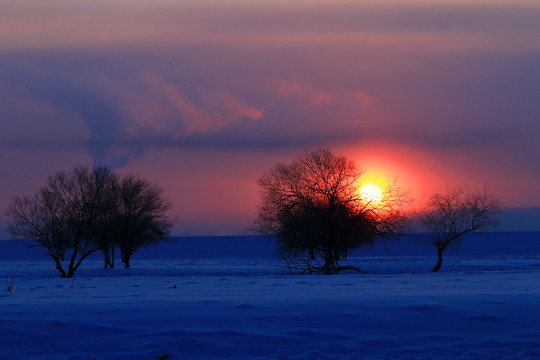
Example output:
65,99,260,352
274,79,375,109
310,90,334,106
0,63,264,168
117,71,263,139
82,71,264,167
352,90,375,107
3,0,539,56
0,66,126,166
201,91,265,124
275,80,334,106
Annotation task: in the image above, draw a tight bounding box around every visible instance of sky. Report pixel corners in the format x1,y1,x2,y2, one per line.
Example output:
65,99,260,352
1,0,540,236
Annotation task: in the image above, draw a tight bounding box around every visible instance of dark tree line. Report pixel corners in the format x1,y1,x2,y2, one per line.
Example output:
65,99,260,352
255,149,502,275
5,152,503,278
5,166,172,277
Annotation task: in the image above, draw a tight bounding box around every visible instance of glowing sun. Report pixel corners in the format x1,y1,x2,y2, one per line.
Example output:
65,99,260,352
360,183,383,204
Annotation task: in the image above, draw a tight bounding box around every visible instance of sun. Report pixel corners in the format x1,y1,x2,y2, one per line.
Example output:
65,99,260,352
360,183,383,204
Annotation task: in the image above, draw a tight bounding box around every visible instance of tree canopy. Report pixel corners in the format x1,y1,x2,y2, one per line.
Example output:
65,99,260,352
255,148,410,274
421,185,502,272
5,165,172,277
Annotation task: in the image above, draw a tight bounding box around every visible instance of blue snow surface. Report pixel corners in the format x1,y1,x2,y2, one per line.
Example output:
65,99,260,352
1,232,540,360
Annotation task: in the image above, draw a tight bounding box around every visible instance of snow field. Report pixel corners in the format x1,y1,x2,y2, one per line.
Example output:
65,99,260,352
2,254,540,360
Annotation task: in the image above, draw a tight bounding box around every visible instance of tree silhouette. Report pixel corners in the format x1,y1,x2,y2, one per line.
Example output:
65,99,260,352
6,166,172,276
113,174,172,269
255,148,410,274
6,166,118,278
421,185,502,272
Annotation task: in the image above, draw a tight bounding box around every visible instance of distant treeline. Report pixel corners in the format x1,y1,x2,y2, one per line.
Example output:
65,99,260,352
2,232,539,261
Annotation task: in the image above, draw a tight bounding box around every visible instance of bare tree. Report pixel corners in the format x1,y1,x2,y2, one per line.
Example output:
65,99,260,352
113,174,172,269
420,185,502,272
6,166,118,278
255,148,411,275
6,167,173,275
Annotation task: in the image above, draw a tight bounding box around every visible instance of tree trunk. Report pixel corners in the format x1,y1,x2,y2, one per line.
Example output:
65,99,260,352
121,248,131,269
103,247,115,268
323,253,333,274
104,248,111,268
110,247,115,268
66,247,99,278
49,249,68,278
323,247,338,275
55,260,68,278
67,245,79,278
432,245,445,272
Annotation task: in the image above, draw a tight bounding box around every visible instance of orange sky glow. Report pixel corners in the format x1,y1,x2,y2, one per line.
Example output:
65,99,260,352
1,0,540,235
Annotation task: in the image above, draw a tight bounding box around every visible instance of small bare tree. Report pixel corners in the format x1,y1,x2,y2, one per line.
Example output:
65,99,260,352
255,148,411,275
421,185,502,272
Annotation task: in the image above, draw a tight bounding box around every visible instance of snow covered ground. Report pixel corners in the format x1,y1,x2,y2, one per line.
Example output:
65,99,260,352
1,233,540,360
